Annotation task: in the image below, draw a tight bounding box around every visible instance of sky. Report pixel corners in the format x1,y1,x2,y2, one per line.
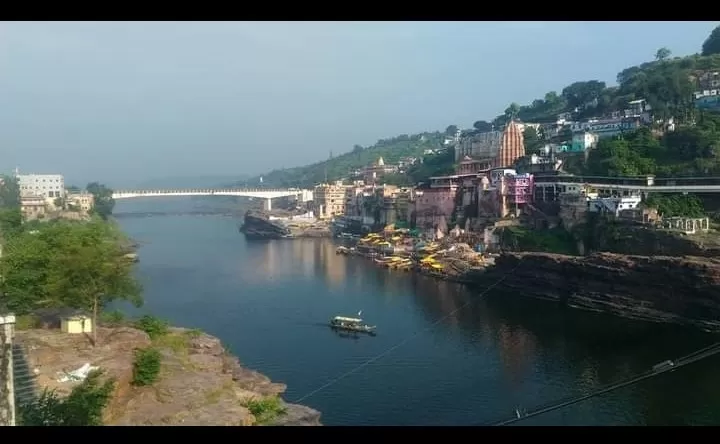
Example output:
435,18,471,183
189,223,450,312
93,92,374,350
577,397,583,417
0,21,717,188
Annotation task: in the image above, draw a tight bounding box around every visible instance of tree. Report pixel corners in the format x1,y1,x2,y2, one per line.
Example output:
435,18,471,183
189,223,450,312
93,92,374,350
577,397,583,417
473,120,493,132
445,125,458,136
655,47,672,62
504,103,521,120
523,127,543,155
18,370,115,426
0,220,143,344
702,25,720,57
66,185,81,193
352,144,363,153
86,182,115,220
0,175,20,208
561,80,606,110
42,221,143,346
0,207,23,239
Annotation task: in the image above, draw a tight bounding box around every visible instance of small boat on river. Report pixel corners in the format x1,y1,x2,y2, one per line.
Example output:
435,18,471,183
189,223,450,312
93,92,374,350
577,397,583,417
329,312,376,335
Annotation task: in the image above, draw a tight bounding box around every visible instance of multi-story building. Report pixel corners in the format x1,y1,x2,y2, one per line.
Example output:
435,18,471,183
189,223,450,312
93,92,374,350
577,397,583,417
66,192,95,214
313,181,348,219
570,117,643,139
571,131,599,152
17,173,65,200
19,196,47,221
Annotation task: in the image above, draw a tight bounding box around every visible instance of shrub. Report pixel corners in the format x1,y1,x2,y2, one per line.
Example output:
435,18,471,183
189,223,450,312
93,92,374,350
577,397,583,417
244,396,287,424
132,347,162,387
100,310,125,326
18,370,115,426
134,315,169,339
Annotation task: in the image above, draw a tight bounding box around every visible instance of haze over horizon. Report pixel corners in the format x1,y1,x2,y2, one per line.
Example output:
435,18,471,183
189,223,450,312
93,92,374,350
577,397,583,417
1,21,717,188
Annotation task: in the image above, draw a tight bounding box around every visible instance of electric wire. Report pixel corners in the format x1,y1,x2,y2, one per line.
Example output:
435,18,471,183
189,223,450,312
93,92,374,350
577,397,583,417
292,260,523,404
485,341,720,426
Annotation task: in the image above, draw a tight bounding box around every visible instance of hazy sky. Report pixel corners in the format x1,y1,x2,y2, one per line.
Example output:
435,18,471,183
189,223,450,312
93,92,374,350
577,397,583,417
0,21,717,187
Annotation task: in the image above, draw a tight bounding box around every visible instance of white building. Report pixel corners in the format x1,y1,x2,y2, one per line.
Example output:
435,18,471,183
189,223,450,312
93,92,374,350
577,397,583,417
17,173,65,200
588,196,642,217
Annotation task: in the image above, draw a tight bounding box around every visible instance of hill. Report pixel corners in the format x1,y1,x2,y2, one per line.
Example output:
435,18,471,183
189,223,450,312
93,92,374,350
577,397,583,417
242,25,720,189
235,132,449,188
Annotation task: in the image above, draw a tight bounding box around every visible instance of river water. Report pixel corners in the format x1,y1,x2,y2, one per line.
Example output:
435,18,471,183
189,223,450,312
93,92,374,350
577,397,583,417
114,198,720,426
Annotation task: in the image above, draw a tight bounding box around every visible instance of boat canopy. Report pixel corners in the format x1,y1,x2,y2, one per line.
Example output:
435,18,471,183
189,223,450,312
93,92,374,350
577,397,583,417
333,316,362,323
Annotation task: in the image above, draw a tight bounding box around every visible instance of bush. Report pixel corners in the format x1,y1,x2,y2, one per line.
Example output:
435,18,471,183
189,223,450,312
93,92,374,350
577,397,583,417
134,315,169,339
18,370,115,426
244,396,287,424
100,310,126,326
132,347,162,387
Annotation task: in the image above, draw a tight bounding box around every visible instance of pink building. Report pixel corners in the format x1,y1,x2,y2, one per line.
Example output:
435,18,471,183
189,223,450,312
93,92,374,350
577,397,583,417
413,184,458,233
498,173,534,217
505,173,534,204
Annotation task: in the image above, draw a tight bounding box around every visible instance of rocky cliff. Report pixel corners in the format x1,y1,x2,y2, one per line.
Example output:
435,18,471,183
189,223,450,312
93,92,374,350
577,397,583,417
486,252,720,332
239,210,291,240
15,326,322,426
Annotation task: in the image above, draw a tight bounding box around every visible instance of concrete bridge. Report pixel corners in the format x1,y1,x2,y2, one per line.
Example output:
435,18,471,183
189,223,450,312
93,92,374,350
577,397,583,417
112,188,313,211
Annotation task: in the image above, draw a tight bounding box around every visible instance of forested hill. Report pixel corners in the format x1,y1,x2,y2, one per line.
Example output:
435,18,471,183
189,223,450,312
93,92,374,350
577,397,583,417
234,132,447,188
239,25,720,188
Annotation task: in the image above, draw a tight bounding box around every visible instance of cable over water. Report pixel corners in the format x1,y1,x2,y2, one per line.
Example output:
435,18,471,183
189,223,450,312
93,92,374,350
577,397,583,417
291,261,524,404
485,341,720,426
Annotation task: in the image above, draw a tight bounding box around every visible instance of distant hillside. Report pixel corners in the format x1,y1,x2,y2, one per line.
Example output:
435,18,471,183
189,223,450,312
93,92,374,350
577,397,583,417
242,25,720,188
130,175,249,189
236,132,447,188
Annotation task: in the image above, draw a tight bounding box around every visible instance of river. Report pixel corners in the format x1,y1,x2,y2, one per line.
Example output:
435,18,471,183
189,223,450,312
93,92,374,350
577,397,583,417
114,198,720,426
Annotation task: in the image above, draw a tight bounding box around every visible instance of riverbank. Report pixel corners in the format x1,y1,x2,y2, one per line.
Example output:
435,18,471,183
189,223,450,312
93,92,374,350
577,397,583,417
14,323,322,426
484,251,720,332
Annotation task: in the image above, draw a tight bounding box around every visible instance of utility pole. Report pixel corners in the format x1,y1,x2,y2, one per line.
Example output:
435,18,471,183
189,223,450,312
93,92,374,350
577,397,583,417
0,313,16,426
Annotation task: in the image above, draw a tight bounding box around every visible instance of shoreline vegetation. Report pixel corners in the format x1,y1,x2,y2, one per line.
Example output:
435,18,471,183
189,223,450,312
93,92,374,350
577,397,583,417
0,177,320,426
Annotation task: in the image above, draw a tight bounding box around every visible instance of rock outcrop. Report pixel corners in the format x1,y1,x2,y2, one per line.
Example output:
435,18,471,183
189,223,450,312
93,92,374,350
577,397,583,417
239,210,291,240
14,326,322,426
486,252,720,332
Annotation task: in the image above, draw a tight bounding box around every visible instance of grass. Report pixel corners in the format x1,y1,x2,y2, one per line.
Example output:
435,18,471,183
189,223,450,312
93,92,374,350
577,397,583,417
14,314,39,330
204,380,236,405
243,396,287,425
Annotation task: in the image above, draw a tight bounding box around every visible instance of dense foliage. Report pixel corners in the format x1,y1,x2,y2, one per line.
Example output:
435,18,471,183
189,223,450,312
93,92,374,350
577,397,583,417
0,219,143,344
18,370,115,426
584,113,720,177
132,347,162,386
86,182,115,220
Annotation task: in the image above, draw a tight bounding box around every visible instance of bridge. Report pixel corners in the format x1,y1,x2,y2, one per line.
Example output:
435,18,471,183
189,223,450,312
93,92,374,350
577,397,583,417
112,188,313,211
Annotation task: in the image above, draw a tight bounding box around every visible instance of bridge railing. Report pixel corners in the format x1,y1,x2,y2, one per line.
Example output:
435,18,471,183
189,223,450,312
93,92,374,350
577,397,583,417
113,188,305,195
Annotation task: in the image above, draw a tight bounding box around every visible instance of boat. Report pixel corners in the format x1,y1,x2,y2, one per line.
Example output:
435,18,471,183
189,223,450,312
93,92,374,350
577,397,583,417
329,313,376,335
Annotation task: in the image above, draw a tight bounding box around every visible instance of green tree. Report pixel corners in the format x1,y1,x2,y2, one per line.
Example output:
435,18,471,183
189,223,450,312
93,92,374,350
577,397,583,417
445,125,458,135
473,120,493,132
0,220,143,343
655,47,672,61
42,220,143,345
0,207,23,239
0,175,20,208
522,127,544,155
86,182,115,220
702,25,720,56
561,80,606,110
18,370,115,426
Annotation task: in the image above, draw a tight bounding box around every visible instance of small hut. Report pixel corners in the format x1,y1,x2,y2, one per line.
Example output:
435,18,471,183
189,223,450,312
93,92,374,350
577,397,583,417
61,314,93,334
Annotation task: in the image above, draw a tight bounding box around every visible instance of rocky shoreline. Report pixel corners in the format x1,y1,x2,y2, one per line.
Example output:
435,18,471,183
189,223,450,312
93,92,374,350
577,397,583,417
14,325,322,426
239,210,331,240
483,252,720,332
